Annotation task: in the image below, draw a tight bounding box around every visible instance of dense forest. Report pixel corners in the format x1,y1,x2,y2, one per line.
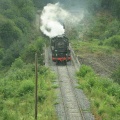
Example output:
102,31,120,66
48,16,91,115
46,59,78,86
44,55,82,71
0,0,120,120
0,0,120,67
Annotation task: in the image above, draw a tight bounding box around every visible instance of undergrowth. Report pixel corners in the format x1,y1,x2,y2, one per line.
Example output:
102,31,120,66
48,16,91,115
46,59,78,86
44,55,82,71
0,58,57,120
76,65,120,120
71,39,115,56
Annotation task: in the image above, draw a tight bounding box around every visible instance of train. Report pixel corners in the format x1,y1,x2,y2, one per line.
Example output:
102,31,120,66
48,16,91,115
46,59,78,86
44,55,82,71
50,35,71,64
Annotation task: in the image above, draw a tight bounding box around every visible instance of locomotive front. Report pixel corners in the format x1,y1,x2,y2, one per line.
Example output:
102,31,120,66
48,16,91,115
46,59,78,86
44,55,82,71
51,36,71,63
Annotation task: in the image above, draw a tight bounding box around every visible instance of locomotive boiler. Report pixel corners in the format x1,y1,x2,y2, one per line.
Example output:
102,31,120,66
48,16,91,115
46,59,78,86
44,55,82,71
51,35,71,64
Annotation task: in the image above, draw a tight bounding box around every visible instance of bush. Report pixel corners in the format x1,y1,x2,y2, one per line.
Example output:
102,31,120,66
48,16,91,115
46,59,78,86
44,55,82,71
18,80,34,96
2,80,15,98
107,84,120,97
77,65,120,119
11,57,24,69
0,48,4,59
2,38,27,66
111,66,120,84
0,19,22,48
7,66,34,81
105,35,120,49
2,49,15,66
21,6,35,22
22,37,44,63
77,65,94,77
14,17,30,33
0,0,12,10
1,109,16,120
106,20,120,37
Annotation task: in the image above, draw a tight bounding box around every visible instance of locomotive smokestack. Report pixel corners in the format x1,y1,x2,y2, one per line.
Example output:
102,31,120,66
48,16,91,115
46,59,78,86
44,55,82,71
40,3,68,38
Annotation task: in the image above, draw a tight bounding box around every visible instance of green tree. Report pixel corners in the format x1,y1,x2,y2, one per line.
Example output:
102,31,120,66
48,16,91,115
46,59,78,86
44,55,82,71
14,17,30,33
0,0,12,11
21,6,35,22
0,19,22,48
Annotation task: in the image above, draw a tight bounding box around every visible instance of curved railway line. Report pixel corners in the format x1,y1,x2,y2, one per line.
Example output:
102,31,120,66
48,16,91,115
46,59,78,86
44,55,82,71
45,46,94,120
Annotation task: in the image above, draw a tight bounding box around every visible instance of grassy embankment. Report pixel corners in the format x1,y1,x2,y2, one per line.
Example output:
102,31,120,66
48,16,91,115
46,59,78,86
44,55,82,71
76,64,120,120
70,9,120,119
0,0,58,119
71,33,120,119
0,57,57,120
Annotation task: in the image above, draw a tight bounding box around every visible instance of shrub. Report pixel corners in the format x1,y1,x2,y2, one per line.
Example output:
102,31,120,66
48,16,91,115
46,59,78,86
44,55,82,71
7,66,33,81
0,19,22,48
105,35,120,49
0,0,12,10
22,37,44,63
77,65,120,119
105,20,120,38
2,81,15,98
11,57,24,69
14,17,30,33
0,48,4,59
21,6,35,22
77,65,94,77
38,92,47,103
111,66,120,84
18,80,34,96
2,40,25,66
2,49,15,66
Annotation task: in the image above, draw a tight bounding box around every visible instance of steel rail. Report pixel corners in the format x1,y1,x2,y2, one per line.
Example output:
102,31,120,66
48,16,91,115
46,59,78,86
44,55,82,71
56,65,69,120
56,65,85,120
66,65,85,120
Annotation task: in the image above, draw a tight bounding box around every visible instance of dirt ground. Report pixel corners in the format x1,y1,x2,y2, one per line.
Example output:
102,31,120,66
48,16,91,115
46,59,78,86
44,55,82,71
77,52,120,77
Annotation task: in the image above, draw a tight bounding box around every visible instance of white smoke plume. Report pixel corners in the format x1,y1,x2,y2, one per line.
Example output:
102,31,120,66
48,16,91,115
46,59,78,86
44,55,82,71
40,3,84,38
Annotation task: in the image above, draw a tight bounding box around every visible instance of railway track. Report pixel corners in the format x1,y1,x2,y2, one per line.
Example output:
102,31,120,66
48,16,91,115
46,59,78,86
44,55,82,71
56,65,85,120
45,46,94,120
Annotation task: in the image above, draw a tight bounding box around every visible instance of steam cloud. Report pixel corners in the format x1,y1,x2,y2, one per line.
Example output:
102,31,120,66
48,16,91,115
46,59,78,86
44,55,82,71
40,3,84,38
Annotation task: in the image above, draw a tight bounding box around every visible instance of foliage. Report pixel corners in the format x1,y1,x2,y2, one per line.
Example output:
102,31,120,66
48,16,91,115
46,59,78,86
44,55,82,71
0,0,13,11
11,57,24,68
0,19,22,48
101,0,120,19
0,61,57,119
85,0,120,19
105,20,120,38
6,58,34,81
0,0,37,66
22,37,44,63
21,6,35,22
2,39,26,66
0,48,4,59
18,80,34,96
77,65,120,119
105,35,120,49
14,17,30,33
72,40,114,56
77,65,94,77
0,0,57,119
111,66,120,84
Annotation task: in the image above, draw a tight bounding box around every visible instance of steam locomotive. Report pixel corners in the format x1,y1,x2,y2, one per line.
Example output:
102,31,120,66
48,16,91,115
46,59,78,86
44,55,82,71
51,35,71,64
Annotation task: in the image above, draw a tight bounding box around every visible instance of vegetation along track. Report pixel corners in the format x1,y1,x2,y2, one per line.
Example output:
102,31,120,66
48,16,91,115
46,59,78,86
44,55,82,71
45,46,94,120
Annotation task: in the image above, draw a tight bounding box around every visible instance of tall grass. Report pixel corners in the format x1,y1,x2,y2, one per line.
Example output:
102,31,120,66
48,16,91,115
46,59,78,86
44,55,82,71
0,58,57,120
71,40,114,56
77,65,120,120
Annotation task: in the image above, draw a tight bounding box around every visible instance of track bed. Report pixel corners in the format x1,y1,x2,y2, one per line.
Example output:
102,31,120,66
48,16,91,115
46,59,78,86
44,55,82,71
45,46,94,120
